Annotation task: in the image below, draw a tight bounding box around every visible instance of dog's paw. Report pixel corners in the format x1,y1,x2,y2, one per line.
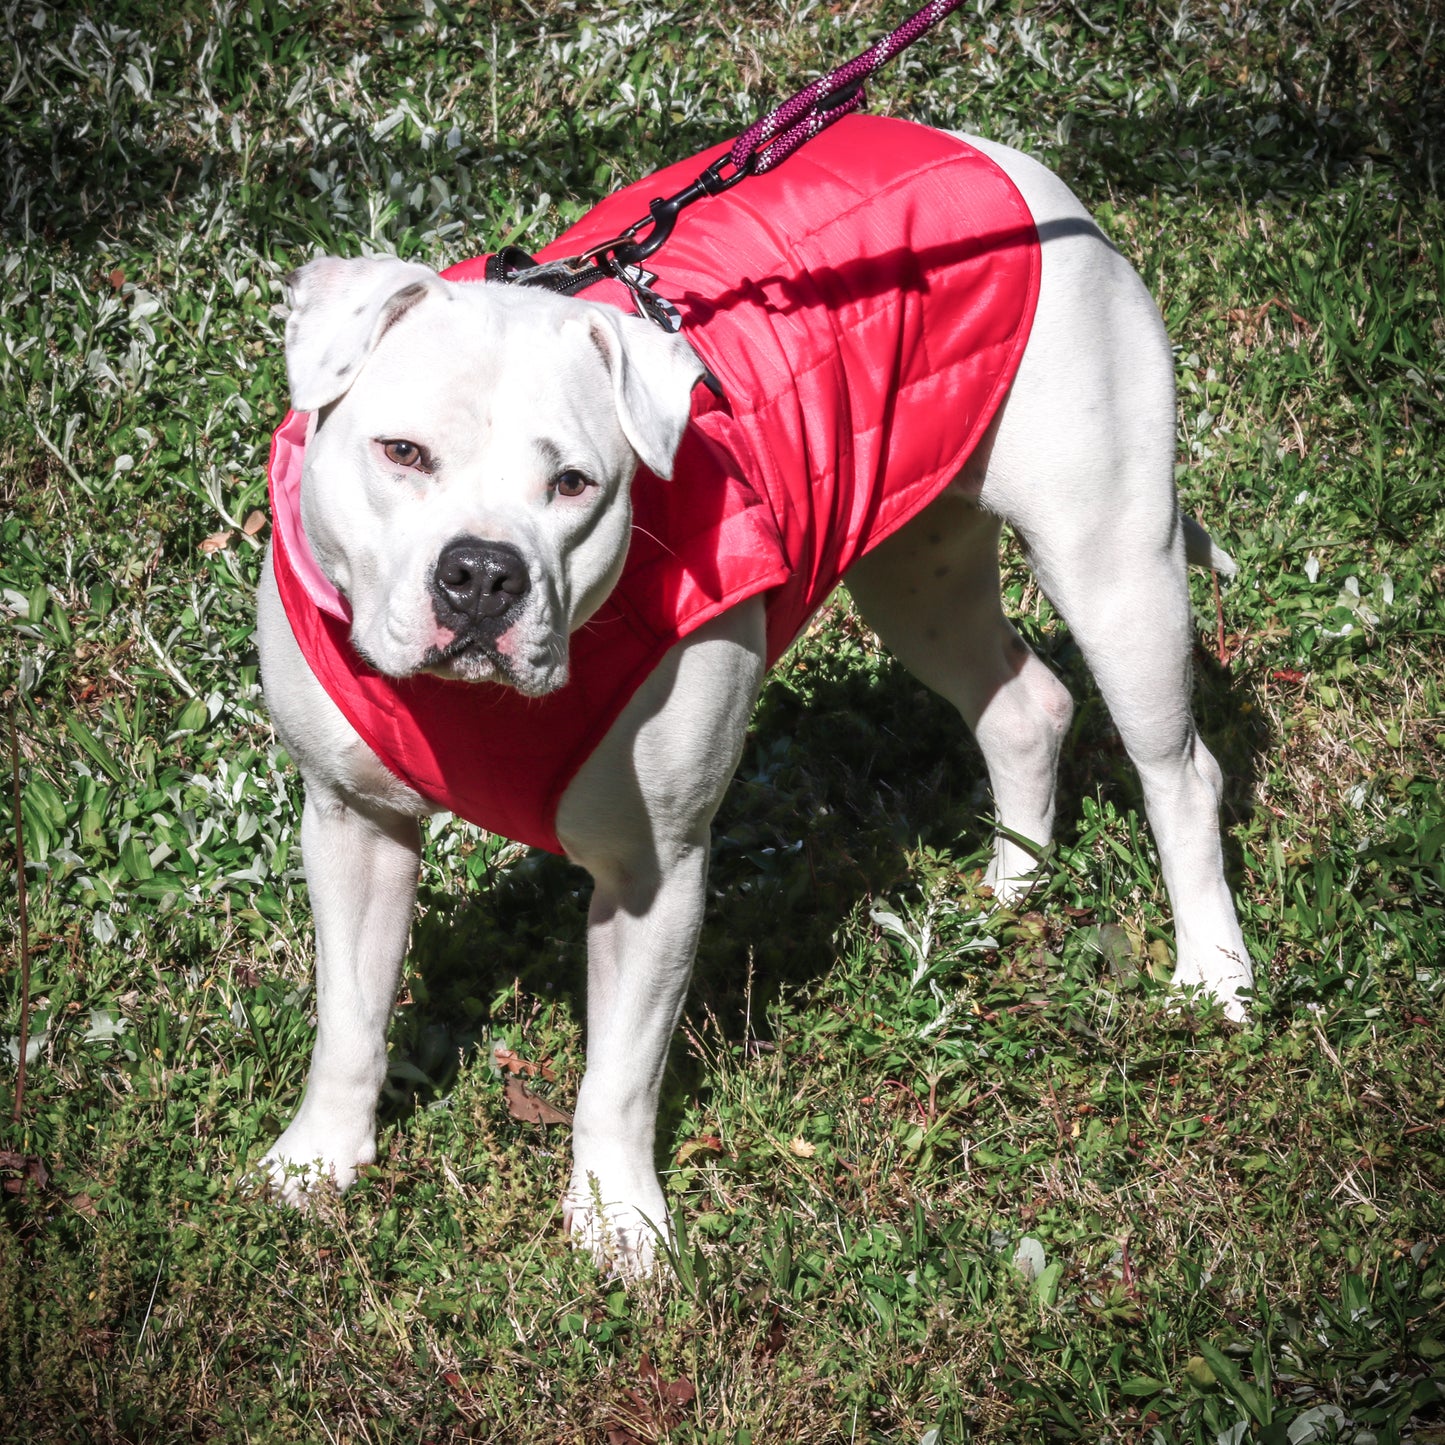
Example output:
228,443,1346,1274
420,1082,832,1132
1171,946,1254,1023
258,1118,375,1204
983,841,1047,907
563,1179,672,1281
984,869,1039,908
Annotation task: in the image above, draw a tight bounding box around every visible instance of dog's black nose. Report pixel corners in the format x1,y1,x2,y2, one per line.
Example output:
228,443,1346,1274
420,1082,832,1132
431,537,530,628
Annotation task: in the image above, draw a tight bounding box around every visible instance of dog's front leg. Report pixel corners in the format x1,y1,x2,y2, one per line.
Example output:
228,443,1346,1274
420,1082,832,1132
565,840,710,1273
261,786,421,1199
557,603,766,1276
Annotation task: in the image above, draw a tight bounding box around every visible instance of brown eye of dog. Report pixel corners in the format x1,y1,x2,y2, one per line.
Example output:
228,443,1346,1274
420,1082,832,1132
381,439,428,470
555,469,591,498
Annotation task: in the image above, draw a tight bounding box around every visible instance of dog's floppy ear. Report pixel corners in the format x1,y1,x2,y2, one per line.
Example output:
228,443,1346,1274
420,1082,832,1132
581,308,705,479
284,256,445,411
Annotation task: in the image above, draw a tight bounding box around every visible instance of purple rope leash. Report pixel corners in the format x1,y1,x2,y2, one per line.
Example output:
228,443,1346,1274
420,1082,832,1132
503,0,968,324
730,0,968,175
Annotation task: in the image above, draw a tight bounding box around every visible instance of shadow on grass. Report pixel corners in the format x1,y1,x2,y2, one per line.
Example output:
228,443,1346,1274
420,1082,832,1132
5,0,1439,252
1058,85,1441,203
386,638,984,1120
385,596,1272,1153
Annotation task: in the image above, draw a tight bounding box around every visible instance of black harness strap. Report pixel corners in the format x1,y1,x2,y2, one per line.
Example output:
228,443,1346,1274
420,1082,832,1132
483,245,611,296
485,242,691,341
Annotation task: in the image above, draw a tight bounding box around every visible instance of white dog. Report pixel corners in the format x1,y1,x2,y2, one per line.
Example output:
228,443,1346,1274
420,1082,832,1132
255,118,1252,1274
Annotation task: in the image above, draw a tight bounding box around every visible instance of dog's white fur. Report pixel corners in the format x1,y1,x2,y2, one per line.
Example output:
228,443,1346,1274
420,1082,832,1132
256,134,1253,1274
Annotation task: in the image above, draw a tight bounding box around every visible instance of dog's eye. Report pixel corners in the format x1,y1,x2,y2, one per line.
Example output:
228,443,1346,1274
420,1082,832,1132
554,469,592,498
380,439,430,471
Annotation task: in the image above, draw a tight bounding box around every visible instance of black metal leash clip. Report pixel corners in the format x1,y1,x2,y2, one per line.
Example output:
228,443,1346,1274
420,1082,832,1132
606,152,754,267
491,153,754,334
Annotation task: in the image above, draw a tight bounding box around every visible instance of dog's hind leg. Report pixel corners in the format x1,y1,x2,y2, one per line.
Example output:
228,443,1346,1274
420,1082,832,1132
1010,510,1253,1018
846,493,1075,900
953,133,1253,1019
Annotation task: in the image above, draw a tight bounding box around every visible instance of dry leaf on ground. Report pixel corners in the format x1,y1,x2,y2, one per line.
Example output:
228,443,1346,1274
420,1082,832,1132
492,1043,556,1081
0,1151,49,1194
606,1352,697,1443
503,1075,572,1127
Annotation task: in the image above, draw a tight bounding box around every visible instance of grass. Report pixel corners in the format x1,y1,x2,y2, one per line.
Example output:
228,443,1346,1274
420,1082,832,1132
1,0,1443,1439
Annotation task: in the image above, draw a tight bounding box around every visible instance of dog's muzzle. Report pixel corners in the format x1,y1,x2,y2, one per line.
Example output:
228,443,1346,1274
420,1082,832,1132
430,536,531,641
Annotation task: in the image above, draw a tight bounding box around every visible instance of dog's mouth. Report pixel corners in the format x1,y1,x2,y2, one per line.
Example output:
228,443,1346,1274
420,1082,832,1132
421,629,511,677
419,630,568,696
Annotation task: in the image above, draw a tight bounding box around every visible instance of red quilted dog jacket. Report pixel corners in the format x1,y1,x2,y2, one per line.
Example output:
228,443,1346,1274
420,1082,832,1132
268,116,1040,853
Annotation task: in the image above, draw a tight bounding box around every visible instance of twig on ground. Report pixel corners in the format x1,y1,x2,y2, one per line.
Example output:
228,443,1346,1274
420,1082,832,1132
131,1253,167,1361
9,701,33,1122
135,612,200,698
27,408,97,505
1213,567,1227,667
